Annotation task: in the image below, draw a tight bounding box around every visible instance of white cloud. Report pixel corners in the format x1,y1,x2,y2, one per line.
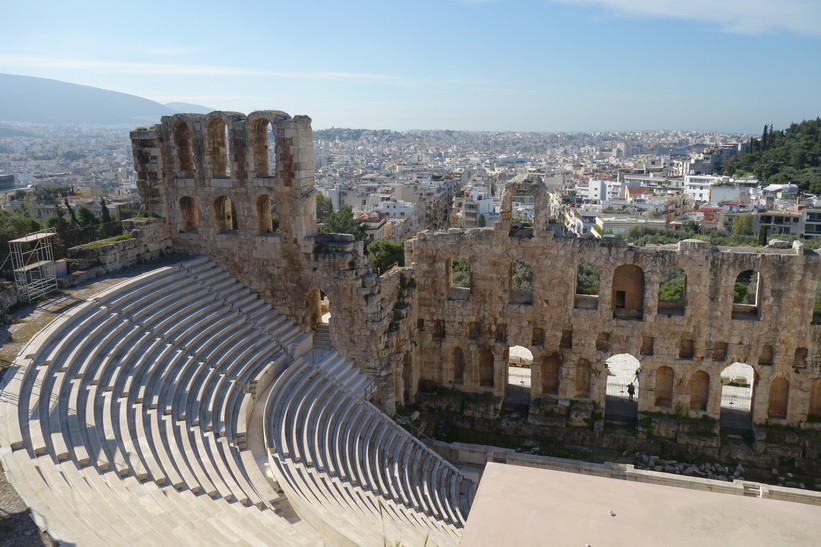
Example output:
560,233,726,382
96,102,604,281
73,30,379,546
554,0,821,36
0,55,400,82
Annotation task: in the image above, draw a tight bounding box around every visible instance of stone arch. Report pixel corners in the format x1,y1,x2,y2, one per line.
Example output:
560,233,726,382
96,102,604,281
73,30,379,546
206,118,230,178
172,119,195,177
246,110,290,180
689,370,710,411
179,196,198,232
498,180,550,233
506,345,532,404
768,377,789,419
809,379,821,419
510,259,533,304
657,265,686,316
612,264,645,319
479,348,494,387
542,352,561,395
732,269,761,320
605,354,640,419
452,347,465,384
655,366,674,407
214,196,238,233
719,362,754,430
249,117,275,177
574,358,591,398
255,194,276,234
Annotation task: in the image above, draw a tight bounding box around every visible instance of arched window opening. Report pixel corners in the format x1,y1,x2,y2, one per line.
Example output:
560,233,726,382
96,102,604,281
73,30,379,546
448,256,470,299
256,194,278,234
452,347,465,384
809,379,821,420
479,348,494,387
250,118,274,177
172,120,195,177
768,377,789,419
732,269,761,320
542,352,560,395
689,371,710,411
574,263,600,309
657,266,686,316
605,354,640,420
612,264,645,320
655,366,674,407
506,345,532,405
575,358,591,398
179,196,198,232
719,362,754,431
207,118,230,178
510,259,533,304
214,196,237,233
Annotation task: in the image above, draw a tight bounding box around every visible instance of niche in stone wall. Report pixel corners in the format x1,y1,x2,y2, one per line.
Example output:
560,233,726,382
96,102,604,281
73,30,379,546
250,117,276,177
689,370,710,411
214,196,238,233
768,377,789,419
179,196,198,232
172,119,195,177
207,118,230,178
612,264,645,320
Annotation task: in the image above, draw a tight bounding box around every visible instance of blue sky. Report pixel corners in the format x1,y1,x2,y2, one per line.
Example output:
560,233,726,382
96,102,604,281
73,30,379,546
2,0,820,132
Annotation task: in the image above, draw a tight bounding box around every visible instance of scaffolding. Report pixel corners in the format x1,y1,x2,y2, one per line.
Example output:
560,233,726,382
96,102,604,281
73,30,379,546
7,228,58,305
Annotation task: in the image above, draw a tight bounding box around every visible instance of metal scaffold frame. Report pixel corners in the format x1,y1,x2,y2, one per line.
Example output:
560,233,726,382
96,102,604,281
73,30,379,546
7,228,58,305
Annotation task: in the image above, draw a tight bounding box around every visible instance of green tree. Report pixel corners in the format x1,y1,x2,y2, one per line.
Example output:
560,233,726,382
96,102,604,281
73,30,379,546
367,239,405,274
77,204,101,228
511,259,533,292
450,257,470,288
319,204,367,241
477,213,486,227
576,263,600,295
316,193,333,224
0,210,41,261
658,267,685,301
732,214,753,236
100,197,120,237
757,225,768,246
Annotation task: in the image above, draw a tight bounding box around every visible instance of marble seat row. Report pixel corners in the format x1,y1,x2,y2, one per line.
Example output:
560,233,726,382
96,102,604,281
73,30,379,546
0,256,328,545
264,354,476,546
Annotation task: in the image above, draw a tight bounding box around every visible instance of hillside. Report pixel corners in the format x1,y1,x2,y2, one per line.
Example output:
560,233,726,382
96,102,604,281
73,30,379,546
722,118,821,193
0,74,178,125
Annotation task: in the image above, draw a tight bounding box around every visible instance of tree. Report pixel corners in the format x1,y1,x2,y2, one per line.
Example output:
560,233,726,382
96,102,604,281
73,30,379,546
319,204,367,241
450,257,470,288
757,226,769,246
77,204,100,228
511,259,533,292
100,197,120,237
732,214,753,236
0,210,41,261
367,239,405,274
316,193,333,224
477,213,486,227
423,195,451,230
64,199,79,228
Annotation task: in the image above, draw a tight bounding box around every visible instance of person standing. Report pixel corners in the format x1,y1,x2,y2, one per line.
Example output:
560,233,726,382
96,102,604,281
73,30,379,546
627,382,635,402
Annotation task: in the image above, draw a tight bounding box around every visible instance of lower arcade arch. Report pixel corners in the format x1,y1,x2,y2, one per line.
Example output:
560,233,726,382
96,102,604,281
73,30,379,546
505,345,532,405
604,354,640,420
719,362,754,431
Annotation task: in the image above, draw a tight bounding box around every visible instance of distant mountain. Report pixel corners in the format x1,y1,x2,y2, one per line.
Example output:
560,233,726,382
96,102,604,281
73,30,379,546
0,126,33,137
0,73,179,125
164,102,215,114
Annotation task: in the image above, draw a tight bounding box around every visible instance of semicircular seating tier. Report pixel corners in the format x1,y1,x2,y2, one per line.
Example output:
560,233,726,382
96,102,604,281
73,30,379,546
0,256,475,546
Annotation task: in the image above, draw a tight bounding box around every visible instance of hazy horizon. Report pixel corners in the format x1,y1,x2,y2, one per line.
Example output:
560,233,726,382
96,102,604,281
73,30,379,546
2,0,820,133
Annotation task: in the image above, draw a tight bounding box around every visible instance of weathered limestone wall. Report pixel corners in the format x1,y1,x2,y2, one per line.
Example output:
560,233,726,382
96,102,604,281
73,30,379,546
407,184,821,426
130,112,821,425
130,111,413,413
61,218,172,286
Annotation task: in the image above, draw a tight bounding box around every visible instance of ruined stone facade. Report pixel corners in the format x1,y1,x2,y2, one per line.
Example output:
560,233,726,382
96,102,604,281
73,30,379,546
131,112,821,429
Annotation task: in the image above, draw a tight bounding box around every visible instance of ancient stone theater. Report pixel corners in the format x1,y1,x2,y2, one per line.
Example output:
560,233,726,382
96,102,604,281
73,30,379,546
2,110,821,545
